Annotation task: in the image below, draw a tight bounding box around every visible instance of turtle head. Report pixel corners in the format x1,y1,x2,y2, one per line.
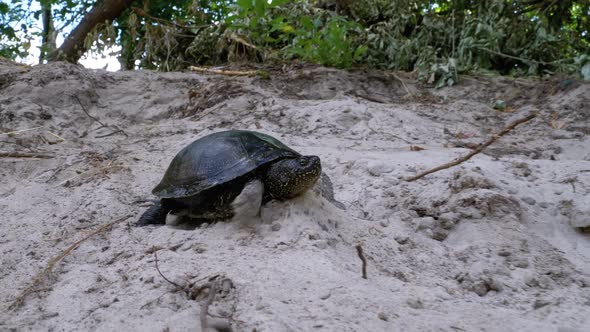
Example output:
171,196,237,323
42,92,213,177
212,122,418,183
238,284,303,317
264,155,322,201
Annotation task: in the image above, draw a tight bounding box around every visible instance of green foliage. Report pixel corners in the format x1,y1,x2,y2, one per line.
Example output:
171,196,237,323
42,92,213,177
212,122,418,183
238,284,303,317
0,0,32,60
1,0,589,80
419,58,459,88
225,1,366,68
355,0,590,80
286,16,367,68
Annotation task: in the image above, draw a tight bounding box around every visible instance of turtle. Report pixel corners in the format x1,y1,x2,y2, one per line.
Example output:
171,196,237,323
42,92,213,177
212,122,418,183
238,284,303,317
137,130,323,226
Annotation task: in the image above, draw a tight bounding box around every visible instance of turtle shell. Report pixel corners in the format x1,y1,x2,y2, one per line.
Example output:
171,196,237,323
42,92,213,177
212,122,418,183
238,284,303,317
152,130,300,198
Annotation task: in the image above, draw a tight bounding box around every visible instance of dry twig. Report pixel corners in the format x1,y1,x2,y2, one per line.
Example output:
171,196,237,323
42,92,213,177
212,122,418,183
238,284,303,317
57,160,126,187
73,95,108,128
0,151,54,159
152,252,229,331
188,66,261,77
353,92,389,104
355,245,368,279
390,71,414,98
154,250,185,291
10,214,133,309
95,129,127,138
132,7,209,30
45,130,66,142
72,95,128,137
405,113,537,182
0,126,65,145
0,126,44,136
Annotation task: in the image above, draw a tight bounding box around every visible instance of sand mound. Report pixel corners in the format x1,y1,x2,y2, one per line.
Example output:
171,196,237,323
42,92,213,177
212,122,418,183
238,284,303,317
1,61,589,331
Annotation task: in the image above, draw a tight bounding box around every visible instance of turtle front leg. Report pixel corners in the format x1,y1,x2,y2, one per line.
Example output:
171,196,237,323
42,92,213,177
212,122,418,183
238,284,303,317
230,179,264,226
137,201,169,226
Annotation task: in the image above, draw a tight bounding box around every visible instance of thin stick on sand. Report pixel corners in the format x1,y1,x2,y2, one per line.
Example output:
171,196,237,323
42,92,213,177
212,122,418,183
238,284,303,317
355,245,368,279
200,281,219,332
0,126,65,143
154,250,185,291
0,151,54,159
10,214,133,309
72,95,128,137
73,95,108,128
45,131,66,142
405,113,537,182
0,126,44,136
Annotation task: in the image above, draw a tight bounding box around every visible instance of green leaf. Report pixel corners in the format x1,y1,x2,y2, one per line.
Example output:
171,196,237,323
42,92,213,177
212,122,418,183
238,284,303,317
354,45,368,60
254,0,267,17
250,16,259,29
236,0,253,10
300,16,313,30
225,15,239,24
270,0,291,7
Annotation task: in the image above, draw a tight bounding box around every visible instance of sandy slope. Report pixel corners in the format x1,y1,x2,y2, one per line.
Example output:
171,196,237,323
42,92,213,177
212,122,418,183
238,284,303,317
1,61,589,331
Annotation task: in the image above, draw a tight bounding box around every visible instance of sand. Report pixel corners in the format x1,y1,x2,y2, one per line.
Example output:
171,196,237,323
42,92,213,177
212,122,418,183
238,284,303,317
1,60,589,331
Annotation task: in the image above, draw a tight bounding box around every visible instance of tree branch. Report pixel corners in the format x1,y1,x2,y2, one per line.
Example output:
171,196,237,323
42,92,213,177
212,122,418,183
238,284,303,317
49,0,134,63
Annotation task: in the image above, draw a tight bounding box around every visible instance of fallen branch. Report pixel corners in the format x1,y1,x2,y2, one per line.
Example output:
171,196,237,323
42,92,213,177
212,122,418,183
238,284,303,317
355,245,368,279
188,66,262,77
405,113,537,182
10,214,133,309
0,151,54,159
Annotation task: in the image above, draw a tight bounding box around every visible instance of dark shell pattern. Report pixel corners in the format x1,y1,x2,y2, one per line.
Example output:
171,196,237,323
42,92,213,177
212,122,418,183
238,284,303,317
152,130,300,198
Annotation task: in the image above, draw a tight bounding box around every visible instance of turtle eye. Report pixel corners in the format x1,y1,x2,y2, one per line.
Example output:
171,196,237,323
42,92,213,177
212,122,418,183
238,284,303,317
299,158,308,166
